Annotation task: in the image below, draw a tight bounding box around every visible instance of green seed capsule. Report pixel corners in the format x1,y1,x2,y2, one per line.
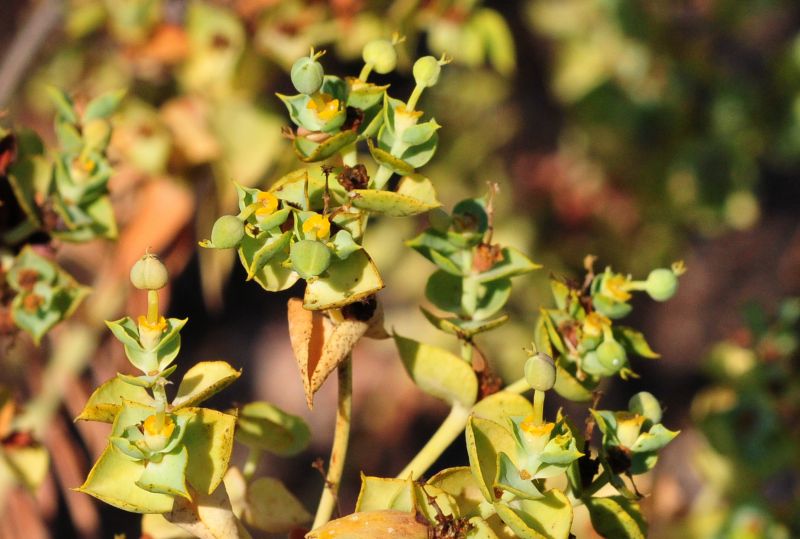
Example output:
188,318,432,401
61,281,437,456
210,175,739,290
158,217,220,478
524,352,556,392
413,56,442,88
130,253,168,290
628,391,662,425
291,240,332,279
645,268,678,301
291,56,325,95
362,39,397,74
211,215,245,249
596,339,627,374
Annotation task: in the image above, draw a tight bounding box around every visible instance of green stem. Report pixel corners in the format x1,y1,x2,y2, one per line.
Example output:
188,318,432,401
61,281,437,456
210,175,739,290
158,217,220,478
340,143,357,167
372,165,393,189
396,402,471,480
532,389,545,426
146,290,159,325
406,84,424,112
358,63,373,82
460,340,473,363
312,357,353,530
242,447,262,481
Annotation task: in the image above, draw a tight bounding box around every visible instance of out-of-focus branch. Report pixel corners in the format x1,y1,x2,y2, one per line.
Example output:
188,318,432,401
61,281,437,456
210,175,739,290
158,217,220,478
0,0,64,107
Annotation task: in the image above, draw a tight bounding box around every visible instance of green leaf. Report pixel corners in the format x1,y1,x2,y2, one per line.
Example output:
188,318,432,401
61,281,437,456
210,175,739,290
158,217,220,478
172,361,241,409
238,233,299,292
393,334,478,407
242,477,311,532
421,307,509,338
585,496,646,539
396,174,439,206
553,360,596,402
245,232,291,280
76,376,153,422
346,79,389,110
465,416,515,502
0,446,50,492
428,467,485,518
494,489,573,539
46,87,78,124
425,271,511,319
83,89,126,121
294,130,358,163
615,327,660,359
494,453,543,499
303,249,384,310
351,188,440,217
401,131,439,168
234,401,311,456
77,444,174,513
356,476,414,512
475,247,541,283
137,446,190,500
179,407,237,495
402,119,441,145
367,139,415,176
472,392,533,426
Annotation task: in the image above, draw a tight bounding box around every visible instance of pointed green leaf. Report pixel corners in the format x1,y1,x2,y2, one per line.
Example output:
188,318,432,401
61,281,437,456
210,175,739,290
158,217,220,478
615,327,660,359
238,233,299,292
76,376,153,422
294,130,358,163
83,89,126,121
351,189,440,217
393,334,478,407
172,361,241,409
179,407,237,495
585,496,646,539
466,416,515,502
367,139,414,176
247,231,292,278
494,489,572,539
428,467,485,518
303,249,384,310
495,453,543,499
46,87,78,123
137,447,190,500
235,401,311,456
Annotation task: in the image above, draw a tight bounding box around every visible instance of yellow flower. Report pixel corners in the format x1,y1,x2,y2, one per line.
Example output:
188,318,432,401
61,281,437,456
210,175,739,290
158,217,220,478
143,414,176,452
137,315,167,333
306,93,341,122
302,213,331,240
256,191,279,218
582,312,610,338
602,274,632,302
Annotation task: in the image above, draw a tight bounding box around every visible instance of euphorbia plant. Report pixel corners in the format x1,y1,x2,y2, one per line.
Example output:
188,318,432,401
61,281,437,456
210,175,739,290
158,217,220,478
74,41,685,539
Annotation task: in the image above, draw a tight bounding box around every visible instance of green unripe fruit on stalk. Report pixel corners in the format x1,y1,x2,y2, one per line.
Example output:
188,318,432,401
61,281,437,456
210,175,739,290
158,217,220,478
413,56,442,88
130,253,168,290
291,240,332,279
645,268,678,301
211,215,245,249
291,55,325,95
629,391,663,425
362,39,397,74
524,352,556,391
596,339,627,373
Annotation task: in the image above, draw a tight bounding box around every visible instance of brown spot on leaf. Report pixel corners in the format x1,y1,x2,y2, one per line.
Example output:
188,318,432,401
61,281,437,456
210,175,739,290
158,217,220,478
337,164,370,191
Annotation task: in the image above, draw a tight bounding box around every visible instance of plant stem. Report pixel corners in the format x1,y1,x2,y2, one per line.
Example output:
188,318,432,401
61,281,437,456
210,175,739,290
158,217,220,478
340,143,357,167
358,63,373,82
312,357,353,530
532,389,545,426
146,290,159,325
396,402,471,480
406,84,424,112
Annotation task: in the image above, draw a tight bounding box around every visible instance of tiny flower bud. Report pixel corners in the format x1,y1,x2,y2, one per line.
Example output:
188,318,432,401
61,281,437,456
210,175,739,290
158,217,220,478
413,56,442,88
645,268,679,301
291,55,325,95
596,339,627,373
629,391,663,425
362,39,397,74
130,253,168,290
211,215,245,249
524,352,556,392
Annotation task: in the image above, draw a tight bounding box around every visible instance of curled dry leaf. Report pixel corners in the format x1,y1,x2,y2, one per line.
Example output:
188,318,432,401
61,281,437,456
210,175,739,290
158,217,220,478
287,297,387,408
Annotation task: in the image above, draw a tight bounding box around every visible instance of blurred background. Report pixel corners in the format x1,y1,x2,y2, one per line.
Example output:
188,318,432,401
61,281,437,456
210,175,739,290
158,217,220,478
1,0,800,537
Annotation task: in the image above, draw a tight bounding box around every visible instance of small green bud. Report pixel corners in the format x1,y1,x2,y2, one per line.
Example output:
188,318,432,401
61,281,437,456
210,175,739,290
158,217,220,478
596,339,627,374
628,391,662,425
362,39,397,74
291,55,325,95
645,268,678,301
291,240,332,279
211,215,245,249
524,352,556,391
413,56,442,88
130,253,168,290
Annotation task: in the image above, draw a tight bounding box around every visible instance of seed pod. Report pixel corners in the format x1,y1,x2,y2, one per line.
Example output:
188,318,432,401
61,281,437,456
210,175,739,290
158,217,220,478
596,339,627,374
291,56,324,95
629,391,662,425
645,268,678,301
130,253,168,290
413,56,442,88
291,240,331,279
524,352,556,391
211,215,245,249
362,39,397,74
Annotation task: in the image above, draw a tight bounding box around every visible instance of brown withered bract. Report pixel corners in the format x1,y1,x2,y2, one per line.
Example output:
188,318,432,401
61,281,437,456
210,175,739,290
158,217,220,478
472,242,503,273
337,164,370,191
